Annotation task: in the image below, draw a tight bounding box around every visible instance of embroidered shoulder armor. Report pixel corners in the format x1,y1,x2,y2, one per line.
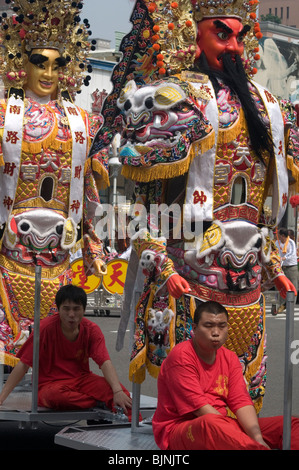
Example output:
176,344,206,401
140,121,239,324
117,76,214,182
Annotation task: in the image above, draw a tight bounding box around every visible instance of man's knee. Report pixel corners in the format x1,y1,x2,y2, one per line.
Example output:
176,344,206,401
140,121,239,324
38,383,75,409
192,413,228,437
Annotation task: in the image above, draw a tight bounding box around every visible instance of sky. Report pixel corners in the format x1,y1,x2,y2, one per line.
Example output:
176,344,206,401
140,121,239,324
81,0,135,46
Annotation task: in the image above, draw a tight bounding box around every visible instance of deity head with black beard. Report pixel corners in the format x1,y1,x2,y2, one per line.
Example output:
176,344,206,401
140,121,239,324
193,17,274,163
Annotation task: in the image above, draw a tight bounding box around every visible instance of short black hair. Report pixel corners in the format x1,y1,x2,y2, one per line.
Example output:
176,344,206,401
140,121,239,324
193,301,228,325
55,284,87,310
278,227,288,238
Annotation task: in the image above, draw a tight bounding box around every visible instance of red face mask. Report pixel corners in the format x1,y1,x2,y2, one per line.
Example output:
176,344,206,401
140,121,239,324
196,17,246,70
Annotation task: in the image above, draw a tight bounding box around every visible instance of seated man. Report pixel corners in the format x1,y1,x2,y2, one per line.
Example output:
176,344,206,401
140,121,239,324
152,301,299,450
0,284,132,417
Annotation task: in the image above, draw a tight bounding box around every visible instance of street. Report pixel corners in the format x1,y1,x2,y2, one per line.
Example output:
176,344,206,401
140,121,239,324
259,307,299,417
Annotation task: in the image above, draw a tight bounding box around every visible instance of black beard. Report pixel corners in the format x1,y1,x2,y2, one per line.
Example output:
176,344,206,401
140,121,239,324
192,52,274,163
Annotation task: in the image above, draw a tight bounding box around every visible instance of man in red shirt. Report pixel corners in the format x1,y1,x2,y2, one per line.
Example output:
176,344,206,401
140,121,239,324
152,301,299,450
0,285,132,416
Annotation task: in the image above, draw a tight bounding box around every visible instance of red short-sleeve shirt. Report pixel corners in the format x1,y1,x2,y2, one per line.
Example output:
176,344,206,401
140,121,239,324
152,339,253,450
17,315,110,386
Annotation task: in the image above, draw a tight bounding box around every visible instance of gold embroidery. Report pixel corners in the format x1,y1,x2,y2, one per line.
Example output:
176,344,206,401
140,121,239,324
181,71,209,84
186,425,195,442
224,303,262,356
0,253,69,279
186,82,212,102
214,375,229,398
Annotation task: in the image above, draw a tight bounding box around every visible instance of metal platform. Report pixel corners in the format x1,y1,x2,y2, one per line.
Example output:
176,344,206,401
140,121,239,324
53,382,158,450
0,390,124,426
55,423,158,450
54,391,158,450
0,390,156,425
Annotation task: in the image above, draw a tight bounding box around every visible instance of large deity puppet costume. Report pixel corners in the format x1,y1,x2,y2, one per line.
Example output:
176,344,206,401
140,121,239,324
0,0,109,366
90,0,299,412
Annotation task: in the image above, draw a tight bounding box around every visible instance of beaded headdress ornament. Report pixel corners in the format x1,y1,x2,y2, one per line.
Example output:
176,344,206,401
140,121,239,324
145,0,262,77
0,0,95,95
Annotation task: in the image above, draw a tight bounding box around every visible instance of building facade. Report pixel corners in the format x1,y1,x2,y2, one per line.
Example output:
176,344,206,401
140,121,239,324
259,0,299,28
255,21,299,104
0,0,8,12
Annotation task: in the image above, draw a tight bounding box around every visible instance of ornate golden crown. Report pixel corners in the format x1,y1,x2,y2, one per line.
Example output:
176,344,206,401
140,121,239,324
143,0,262,77
0,0,95,95
192,0,257,21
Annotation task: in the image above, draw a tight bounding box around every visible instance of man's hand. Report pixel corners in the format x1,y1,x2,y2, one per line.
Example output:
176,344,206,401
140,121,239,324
253,434,270,449
194,404,221,417
113,389,132,415
101,360,132,415
0,361,29,406
235,405,270,449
